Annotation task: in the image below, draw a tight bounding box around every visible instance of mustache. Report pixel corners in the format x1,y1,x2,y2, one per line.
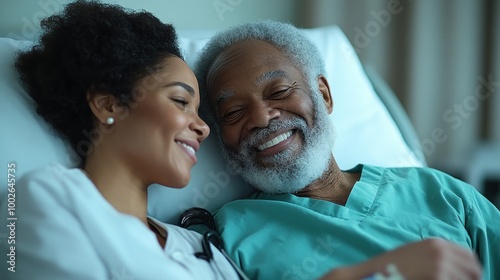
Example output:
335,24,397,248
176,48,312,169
238,117,307,151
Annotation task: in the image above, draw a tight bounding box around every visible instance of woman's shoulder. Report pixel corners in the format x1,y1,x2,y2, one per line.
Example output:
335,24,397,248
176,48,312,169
20,162,79,182
17,162,91,202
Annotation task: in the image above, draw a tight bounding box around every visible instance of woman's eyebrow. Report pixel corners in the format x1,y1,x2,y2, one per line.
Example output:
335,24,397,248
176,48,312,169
165,81,195,96
255,70,292,86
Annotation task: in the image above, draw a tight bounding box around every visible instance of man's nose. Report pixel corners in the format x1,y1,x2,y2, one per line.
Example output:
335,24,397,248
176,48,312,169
245,102,281,130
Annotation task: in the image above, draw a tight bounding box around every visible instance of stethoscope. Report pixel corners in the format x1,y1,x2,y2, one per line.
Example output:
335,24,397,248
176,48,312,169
178,207,250,280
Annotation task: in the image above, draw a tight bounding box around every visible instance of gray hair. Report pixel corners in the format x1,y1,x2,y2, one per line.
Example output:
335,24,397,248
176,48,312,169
195,20,326,130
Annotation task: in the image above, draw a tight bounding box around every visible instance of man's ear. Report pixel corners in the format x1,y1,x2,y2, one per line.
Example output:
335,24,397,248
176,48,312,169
318,75,333,114
86,90,122,124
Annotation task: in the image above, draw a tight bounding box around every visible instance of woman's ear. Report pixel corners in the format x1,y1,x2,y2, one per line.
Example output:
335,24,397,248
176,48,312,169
86,90,121,125
318,75,334,114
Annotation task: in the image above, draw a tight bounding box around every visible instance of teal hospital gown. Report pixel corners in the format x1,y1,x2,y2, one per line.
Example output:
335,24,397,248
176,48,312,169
214,165,500,280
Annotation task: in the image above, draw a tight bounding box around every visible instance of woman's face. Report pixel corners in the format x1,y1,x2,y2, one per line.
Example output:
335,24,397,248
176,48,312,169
112,56,209,188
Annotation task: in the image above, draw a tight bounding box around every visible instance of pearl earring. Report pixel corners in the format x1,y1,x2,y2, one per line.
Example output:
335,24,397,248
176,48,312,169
106,117,114,125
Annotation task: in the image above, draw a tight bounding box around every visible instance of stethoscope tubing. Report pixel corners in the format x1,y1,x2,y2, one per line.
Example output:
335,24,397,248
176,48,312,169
178,208,250,280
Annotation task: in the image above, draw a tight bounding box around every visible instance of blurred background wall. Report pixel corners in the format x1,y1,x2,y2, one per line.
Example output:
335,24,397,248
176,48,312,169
1,0,499,200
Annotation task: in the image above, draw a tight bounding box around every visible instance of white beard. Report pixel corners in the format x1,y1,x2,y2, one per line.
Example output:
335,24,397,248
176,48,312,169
219,90,335,194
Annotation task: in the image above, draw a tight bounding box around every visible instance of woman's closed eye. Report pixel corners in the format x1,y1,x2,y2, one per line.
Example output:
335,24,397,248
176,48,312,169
172,97,188,108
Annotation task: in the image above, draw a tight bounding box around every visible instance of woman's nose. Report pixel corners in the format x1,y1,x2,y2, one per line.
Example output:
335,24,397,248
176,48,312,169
192,114,210,142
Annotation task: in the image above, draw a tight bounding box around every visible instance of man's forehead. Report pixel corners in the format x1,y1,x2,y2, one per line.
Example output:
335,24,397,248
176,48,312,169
216,40,288,66
210,42,294,85
208,40,300,102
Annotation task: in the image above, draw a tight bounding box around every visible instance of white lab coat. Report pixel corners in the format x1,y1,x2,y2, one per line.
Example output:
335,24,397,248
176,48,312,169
0,163,238,280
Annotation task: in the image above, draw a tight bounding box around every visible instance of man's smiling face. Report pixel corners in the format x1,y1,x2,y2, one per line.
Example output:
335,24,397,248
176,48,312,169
206,39,335,194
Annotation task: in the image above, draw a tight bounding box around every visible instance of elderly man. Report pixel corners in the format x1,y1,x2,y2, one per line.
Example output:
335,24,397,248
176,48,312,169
195,20,500,280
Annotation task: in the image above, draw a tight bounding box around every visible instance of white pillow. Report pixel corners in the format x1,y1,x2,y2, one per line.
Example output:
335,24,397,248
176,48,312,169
308,26,423,169
0,25,423,224
0,38,79,191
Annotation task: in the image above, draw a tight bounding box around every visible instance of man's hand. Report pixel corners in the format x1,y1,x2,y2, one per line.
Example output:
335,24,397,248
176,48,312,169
320,238,482,280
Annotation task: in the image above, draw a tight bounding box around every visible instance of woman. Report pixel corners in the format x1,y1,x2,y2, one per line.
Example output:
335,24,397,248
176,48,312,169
5,0,238,279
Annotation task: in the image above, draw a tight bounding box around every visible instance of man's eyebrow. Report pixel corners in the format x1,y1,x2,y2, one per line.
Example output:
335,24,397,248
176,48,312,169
165,81,195,96
215,90,234,113
255,70,292,86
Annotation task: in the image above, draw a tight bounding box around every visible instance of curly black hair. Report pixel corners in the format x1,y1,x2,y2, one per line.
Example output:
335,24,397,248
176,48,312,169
15,0,182,161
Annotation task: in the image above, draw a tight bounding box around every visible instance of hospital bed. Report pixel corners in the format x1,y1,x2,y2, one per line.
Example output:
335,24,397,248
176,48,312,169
0,25,426,225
